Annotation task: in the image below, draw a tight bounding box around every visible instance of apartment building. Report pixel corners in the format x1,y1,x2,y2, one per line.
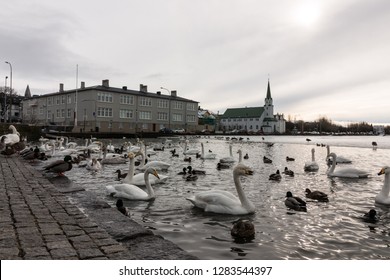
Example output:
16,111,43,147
22,80,199,133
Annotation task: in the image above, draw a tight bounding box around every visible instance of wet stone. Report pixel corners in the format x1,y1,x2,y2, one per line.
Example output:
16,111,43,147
78,248,105,259
49,247,78,259
23,247,51,259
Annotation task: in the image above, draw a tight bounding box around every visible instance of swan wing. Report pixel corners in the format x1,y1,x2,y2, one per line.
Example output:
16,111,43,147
105,184,148,200
331,168,369,178
131,173,169,186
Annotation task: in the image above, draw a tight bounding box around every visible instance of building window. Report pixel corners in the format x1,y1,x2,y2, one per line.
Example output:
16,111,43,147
186,103,196,111
120,95,134,105
172,113,183,122
157,112,168,121
173,101,183,110
56,109,60,118
139,97,152,107
67,109,72,118
56,97,60,105
47,110,51,120
119,109,133,119
139,111,152,120
67,95,72,104
97,107,113,117
186,115,196,123
39,107,44,115
97,92,113,103
61,109,65,118
47,97,53,106
61,96,65,104
158,99,169,108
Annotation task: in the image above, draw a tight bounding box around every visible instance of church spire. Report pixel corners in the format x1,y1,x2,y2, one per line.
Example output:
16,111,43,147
266,79,272,100
24,85,31,98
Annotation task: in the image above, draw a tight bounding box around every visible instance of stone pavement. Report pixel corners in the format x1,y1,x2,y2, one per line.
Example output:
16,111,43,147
0,155,197,260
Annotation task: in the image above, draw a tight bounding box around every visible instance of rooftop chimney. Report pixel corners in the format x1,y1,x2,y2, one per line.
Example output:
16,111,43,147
139,84,148,93
156,91,161,95
59,83,64,92
81,81,85,89
102,79,109,87
122,86,127,90
171,90,177,97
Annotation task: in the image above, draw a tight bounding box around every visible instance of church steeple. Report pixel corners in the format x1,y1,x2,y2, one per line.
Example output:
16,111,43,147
266,79,272,100
24,85,31,98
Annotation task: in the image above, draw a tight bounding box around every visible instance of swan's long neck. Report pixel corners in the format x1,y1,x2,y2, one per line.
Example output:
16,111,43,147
382,172,390,197
328,155,336,174
238,151,242,163
144,170,155,199
123,157,135,183
233,171,254,211
229,145,233,157
326,146,330,156
311,149,315,161
201,143,205,157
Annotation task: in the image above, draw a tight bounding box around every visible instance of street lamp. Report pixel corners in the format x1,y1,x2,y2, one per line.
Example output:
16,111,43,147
5,61,12,123
160,87,171,129
3,76,7,122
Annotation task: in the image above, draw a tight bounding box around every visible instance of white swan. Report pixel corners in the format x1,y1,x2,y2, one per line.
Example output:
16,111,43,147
376,167,390,205
326,145,352,164
304,148,319,172
136,148,170,171
186,163,255,215
100,149,127,164
200,143,216,159
326,153,369,178
1,125,20,145
86,158,102,172
219,144,235,163
183,140,200,155
105,167,160,201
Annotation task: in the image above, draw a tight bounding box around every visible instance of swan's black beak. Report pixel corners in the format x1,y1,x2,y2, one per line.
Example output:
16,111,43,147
378,168,385,176
246,169,254,176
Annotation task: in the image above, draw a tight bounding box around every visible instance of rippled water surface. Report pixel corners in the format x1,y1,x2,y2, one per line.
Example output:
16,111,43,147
37,135,390,259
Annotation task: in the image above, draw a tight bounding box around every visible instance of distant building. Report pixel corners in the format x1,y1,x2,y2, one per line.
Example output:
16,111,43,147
219,80,286,134
21,80,199,133
198,109,217,132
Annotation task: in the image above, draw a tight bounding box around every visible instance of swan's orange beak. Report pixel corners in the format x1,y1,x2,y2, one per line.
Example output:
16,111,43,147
378,168,385,176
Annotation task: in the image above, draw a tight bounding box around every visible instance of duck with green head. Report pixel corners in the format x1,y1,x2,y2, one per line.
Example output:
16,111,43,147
43,155,73,176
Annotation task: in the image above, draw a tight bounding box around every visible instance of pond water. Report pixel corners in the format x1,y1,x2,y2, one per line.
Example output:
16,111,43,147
35,135,390,260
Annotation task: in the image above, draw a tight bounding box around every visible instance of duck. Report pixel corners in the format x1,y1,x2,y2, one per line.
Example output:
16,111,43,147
116,199,130,216
217,162,231,170
186,163,255,215
376,167,390,205
305,188,329,202
304,148,319,172
186,173,198,181
200,142,216,159
263,156,272,164
187,165,205,175
282,167,294,177
22,146,40,161
326,145,352,164
177,167,187,175
184,156,192,162
183,140,200,155
11,137,27,153
105,167,160,201
372,141,378,150
1,145,16,156
114,169,128,180
269,170,281,181
231,219,255,242
286,156,295,161
285,191,307,212
326,153,369,178
43,155,73,176
243,153,249,160
362,209,378,223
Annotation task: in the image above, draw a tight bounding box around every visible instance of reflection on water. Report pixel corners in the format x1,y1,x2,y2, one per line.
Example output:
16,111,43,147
34,135,390,259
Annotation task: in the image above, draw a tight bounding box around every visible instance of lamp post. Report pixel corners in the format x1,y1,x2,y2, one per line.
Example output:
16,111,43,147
3,76,7,122
5,61,12,123
160,87,171,129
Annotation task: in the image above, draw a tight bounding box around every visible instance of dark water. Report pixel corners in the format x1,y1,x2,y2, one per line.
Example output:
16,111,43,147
36,135,390,259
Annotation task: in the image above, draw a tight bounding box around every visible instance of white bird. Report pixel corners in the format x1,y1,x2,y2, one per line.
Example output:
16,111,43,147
1,125,20,145
136,149,170,171
105,167,160,201
100,149,127,164
200,142,216,159
186,163,255,215
183,140,200,155
304,148,319,172
326,153,369,178
86,158,102,172
326,145,352,164
376,167,390,205
219,144,235,163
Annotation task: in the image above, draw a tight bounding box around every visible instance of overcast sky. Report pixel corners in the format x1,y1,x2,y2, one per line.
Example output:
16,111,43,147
1,0,390,124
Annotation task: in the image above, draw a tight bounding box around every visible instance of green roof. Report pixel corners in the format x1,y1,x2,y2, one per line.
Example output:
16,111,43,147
221,107,264,118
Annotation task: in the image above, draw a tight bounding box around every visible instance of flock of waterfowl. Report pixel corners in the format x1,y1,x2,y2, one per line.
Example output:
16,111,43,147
1,125,389,241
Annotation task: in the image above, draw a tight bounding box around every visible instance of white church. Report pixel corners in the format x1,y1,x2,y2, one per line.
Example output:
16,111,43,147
219,80,286,134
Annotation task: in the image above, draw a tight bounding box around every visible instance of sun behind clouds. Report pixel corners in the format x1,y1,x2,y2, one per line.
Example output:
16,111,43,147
292,1,322,28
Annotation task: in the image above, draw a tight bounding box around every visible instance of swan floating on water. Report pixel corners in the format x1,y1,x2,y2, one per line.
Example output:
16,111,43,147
304,148,319,172
376,167,390,205
326,153,369,178
326,145,352,164
200,143,216,159
219,144,235,163
186,163,255,215
105,167,160,201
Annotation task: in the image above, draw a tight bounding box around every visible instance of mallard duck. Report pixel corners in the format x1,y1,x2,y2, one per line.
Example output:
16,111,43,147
184,156,192,162
286,156,295,161
115,169,128,180
269,170,281,181
177,167,187,175
243,153,249,160
362,209,378,223
282,167,294,177
186,173,198,181
305,188,329,202
285,191,307,212
43,155,73,176
263,156,272,164
116,199,130,216
231,219,255,242
22,146,40,161
217,162,231,170
187,165,205,175
1,145,16,156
